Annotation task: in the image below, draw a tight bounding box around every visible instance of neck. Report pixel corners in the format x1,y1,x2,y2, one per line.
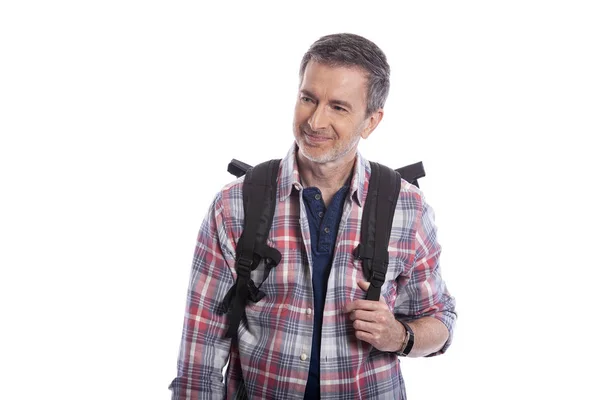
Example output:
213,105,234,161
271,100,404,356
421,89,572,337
296,150,356,192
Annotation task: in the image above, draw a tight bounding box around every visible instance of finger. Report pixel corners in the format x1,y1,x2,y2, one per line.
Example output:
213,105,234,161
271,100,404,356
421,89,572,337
355,330,377,345
345,299,387,313
349,309,379,322
353,319,380,333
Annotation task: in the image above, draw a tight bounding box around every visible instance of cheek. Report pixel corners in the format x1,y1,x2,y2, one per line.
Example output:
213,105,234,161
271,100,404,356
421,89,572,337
293,104,306,125
292,115,302,136
332,118,358,138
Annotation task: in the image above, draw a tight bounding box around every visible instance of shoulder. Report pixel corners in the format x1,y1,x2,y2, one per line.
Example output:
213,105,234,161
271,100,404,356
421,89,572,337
397,178,425,212
210,175,246,224
219,175,245,204
366,161,426,213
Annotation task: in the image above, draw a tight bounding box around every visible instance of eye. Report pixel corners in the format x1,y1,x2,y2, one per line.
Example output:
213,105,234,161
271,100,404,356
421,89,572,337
300,96,314,103
333,105,347,112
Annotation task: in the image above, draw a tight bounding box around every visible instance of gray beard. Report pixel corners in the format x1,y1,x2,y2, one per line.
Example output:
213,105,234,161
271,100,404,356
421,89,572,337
299,134,361,164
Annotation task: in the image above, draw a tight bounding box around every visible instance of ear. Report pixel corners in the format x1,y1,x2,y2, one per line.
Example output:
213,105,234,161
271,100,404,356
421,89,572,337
360,109,384,139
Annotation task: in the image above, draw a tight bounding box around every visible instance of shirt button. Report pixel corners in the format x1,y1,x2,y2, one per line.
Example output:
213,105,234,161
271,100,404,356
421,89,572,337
300,353,308,361
315,194,321,200
324,227,330,234
306,308,312,315
318,211,324,218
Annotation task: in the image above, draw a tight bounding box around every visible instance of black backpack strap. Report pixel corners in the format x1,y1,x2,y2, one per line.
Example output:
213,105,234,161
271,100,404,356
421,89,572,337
230,158,425,187
228,159,253,178
395,161,425,188
223,159,282,340
354,162,402,301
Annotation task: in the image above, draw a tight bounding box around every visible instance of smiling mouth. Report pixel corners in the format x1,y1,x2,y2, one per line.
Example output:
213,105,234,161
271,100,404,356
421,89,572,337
304,131,331,142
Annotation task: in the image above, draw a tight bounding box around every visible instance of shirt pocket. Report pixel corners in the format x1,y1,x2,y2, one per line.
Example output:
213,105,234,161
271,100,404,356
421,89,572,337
249,238,302,282
349,242,411,305
350,244,409,279
248,239,307,308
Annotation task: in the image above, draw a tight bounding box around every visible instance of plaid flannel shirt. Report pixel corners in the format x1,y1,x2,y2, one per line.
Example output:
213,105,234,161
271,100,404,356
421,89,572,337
170,144,456,399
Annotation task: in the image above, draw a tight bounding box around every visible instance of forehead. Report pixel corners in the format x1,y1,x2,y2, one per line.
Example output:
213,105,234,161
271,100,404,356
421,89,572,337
300,61,368,103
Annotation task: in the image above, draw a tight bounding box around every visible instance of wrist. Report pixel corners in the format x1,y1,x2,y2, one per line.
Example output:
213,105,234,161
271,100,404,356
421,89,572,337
395,320,407,352
397,320,414,357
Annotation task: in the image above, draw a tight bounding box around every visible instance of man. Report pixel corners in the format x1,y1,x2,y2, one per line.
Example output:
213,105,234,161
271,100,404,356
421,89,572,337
170,33,456,399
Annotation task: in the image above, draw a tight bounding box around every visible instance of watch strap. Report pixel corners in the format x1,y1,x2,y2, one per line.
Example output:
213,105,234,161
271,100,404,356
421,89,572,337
398,320,414,356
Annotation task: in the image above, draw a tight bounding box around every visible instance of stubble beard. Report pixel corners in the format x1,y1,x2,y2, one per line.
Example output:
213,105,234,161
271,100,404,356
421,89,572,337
296,127,362,165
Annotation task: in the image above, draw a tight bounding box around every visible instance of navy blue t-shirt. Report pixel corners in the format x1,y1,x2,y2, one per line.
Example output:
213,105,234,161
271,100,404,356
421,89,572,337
302,185,349,400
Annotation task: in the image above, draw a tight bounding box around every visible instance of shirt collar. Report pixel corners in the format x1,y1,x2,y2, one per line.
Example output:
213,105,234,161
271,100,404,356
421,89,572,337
278,143,370,207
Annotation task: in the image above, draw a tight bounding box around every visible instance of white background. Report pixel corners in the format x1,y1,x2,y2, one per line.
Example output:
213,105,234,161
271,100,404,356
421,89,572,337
1,1,599,399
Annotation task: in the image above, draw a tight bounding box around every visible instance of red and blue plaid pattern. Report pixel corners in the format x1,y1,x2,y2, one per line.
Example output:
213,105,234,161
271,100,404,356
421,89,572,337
170,144,456,399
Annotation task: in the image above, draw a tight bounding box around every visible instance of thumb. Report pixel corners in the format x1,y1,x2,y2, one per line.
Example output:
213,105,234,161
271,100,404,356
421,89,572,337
357,280,385,303
357,280,371,292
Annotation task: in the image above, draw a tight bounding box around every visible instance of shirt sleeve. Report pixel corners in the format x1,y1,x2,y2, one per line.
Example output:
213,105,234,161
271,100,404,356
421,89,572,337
169,192,238,399
393,192,457,357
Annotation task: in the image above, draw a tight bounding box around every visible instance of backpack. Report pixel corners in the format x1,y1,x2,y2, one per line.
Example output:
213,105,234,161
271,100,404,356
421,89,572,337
222,158,426,340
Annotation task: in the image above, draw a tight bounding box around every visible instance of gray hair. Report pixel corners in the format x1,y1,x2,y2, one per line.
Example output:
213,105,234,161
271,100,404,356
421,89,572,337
299,33,391,116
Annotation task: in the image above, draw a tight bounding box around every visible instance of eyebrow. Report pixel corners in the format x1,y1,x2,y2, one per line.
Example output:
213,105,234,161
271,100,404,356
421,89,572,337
300,89,354,111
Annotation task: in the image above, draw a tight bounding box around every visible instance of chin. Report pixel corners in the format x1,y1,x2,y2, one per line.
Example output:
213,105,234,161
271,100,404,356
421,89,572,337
298,145,335,164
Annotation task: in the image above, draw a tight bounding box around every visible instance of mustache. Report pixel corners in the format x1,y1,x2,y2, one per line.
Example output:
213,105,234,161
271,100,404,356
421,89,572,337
301,126,331,138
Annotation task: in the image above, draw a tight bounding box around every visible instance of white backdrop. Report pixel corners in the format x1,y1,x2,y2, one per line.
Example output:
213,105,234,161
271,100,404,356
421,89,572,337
1,1,599,399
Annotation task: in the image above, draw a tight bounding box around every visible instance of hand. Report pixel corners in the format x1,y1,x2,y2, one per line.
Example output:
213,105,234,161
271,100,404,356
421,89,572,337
344,280,405,352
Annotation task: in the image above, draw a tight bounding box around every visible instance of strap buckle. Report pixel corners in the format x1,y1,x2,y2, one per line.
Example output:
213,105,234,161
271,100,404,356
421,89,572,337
369,269,386,288
236,256,253,279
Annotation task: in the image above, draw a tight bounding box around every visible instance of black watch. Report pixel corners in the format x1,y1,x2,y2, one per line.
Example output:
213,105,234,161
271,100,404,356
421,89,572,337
398,320,414,357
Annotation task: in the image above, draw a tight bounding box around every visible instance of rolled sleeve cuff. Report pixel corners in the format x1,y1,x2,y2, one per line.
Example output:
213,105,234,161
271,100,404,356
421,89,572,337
427,307,457,356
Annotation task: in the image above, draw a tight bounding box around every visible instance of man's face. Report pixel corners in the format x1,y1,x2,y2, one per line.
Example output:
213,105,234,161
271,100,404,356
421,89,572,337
293,61,380,164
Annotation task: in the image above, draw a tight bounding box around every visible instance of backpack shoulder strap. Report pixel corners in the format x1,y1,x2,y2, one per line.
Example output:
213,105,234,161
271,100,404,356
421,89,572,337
224,159,282,340
355,162,402,301
395,161,425,188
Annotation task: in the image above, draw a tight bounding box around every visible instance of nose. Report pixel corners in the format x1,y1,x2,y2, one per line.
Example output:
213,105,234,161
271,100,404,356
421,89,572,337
308,104,329,132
